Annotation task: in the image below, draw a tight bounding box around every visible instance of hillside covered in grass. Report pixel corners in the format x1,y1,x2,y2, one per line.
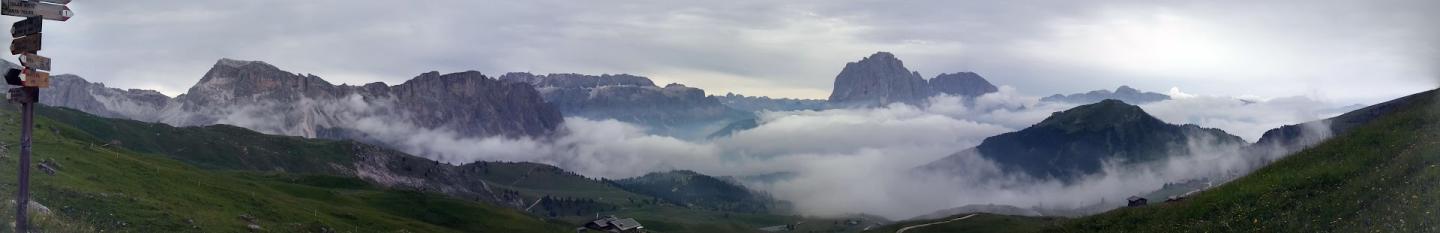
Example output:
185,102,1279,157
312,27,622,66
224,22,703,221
3,103,883,233
0,104,570,232
1044,89,1440,232
872,89,1440,232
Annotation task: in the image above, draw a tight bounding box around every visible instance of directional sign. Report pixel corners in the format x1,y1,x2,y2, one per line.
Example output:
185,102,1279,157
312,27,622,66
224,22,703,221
3,68,19,86
9,33,39,54
20,53,48,70
1,0,72,21
20,68,45,87
11,16,39,38
7,87,35,103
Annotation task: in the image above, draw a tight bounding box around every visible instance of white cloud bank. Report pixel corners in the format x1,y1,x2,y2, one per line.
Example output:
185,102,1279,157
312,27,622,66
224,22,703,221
207,87,1353,220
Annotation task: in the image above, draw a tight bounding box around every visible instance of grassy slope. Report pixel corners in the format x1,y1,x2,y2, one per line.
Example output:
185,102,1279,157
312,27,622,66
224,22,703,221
612,170,779,213
0,107,569,232
496,167,832,233
1044,90,1440,232
876,90,1440,232
863,214,1062,233
35,106,355,174
466,161,649,207
30,105,864,233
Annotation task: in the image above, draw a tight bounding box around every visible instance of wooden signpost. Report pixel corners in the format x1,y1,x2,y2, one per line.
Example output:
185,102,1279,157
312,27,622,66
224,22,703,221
9,33,38,54
1,0,72,21
3,0,71,231
20,68,44,87
9,16,37,38
19,53,47,70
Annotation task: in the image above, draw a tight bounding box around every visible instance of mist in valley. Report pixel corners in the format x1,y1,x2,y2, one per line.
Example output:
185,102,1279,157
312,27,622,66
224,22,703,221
182,85,1350,220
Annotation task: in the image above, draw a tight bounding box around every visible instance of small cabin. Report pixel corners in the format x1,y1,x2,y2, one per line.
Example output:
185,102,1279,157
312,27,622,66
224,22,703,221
584,216,646,233
1126,196,1147,207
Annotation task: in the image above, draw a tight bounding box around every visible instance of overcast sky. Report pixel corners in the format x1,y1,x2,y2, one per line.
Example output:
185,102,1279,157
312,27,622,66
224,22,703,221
16,0,1439,104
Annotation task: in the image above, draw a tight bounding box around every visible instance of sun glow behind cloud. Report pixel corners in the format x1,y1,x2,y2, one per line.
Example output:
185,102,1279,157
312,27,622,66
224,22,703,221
1018,9,1246,79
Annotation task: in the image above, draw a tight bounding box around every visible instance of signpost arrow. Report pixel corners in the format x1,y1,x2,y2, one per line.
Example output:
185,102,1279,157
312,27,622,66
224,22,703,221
20,68,45,87
10,33,39,54
11,16,39,38
1,0,72,21
20,53,48,70
4,68,20,86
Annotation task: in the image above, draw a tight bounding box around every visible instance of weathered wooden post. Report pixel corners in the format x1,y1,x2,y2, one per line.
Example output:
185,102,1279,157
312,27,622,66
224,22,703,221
2,0,72,231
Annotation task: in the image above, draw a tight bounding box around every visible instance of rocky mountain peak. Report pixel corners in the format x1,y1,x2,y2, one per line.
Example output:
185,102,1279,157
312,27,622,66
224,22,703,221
860,52,903,66
828,52,1001,106
215,58,276,69
828,52,930,105
181,59,338,109
930,72,999,98
1115,85,1140,94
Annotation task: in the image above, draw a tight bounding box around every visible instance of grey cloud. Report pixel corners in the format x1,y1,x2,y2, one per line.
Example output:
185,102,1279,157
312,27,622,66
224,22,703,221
19,0,1436,104
1139,95,1354,142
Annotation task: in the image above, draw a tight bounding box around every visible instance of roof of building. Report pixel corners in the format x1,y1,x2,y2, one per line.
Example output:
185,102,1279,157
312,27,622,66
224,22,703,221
588,216,617,228
611,218,643,230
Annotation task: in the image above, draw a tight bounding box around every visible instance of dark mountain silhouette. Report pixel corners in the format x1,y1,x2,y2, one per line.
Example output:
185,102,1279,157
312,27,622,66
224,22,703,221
1042,86,1171,104
828,52,999,106
926,99,1246,181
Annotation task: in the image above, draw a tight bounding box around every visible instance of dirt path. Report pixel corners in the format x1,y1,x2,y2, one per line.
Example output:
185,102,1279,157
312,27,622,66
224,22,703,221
896,214,978,233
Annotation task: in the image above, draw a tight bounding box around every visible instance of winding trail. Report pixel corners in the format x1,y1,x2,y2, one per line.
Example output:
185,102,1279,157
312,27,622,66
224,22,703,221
523,198,543,212
896,214,977,233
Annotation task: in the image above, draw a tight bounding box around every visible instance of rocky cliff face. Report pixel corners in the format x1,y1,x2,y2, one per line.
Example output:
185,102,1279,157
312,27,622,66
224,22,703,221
1,60,170,119
828,52,931,105
40,74,172,119
1041,86,1171,104
828,52,1000,106
501,72,751,138
929,72,999,98
33,58,563,149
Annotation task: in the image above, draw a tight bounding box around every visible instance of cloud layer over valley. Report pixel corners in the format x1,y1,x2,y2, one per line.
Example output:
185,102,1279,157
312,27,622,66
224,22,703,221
204,86,1353,219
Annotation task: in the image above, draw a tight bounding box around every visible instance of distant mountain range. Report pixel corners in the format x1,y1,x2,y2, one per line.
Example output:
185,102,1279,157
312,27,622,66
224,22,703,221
828,52,999,106
1041,86,1171,104
924,99,1246,181
500,72,752,139
30,59,563,144
22,58,765,152
715,93,831,112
